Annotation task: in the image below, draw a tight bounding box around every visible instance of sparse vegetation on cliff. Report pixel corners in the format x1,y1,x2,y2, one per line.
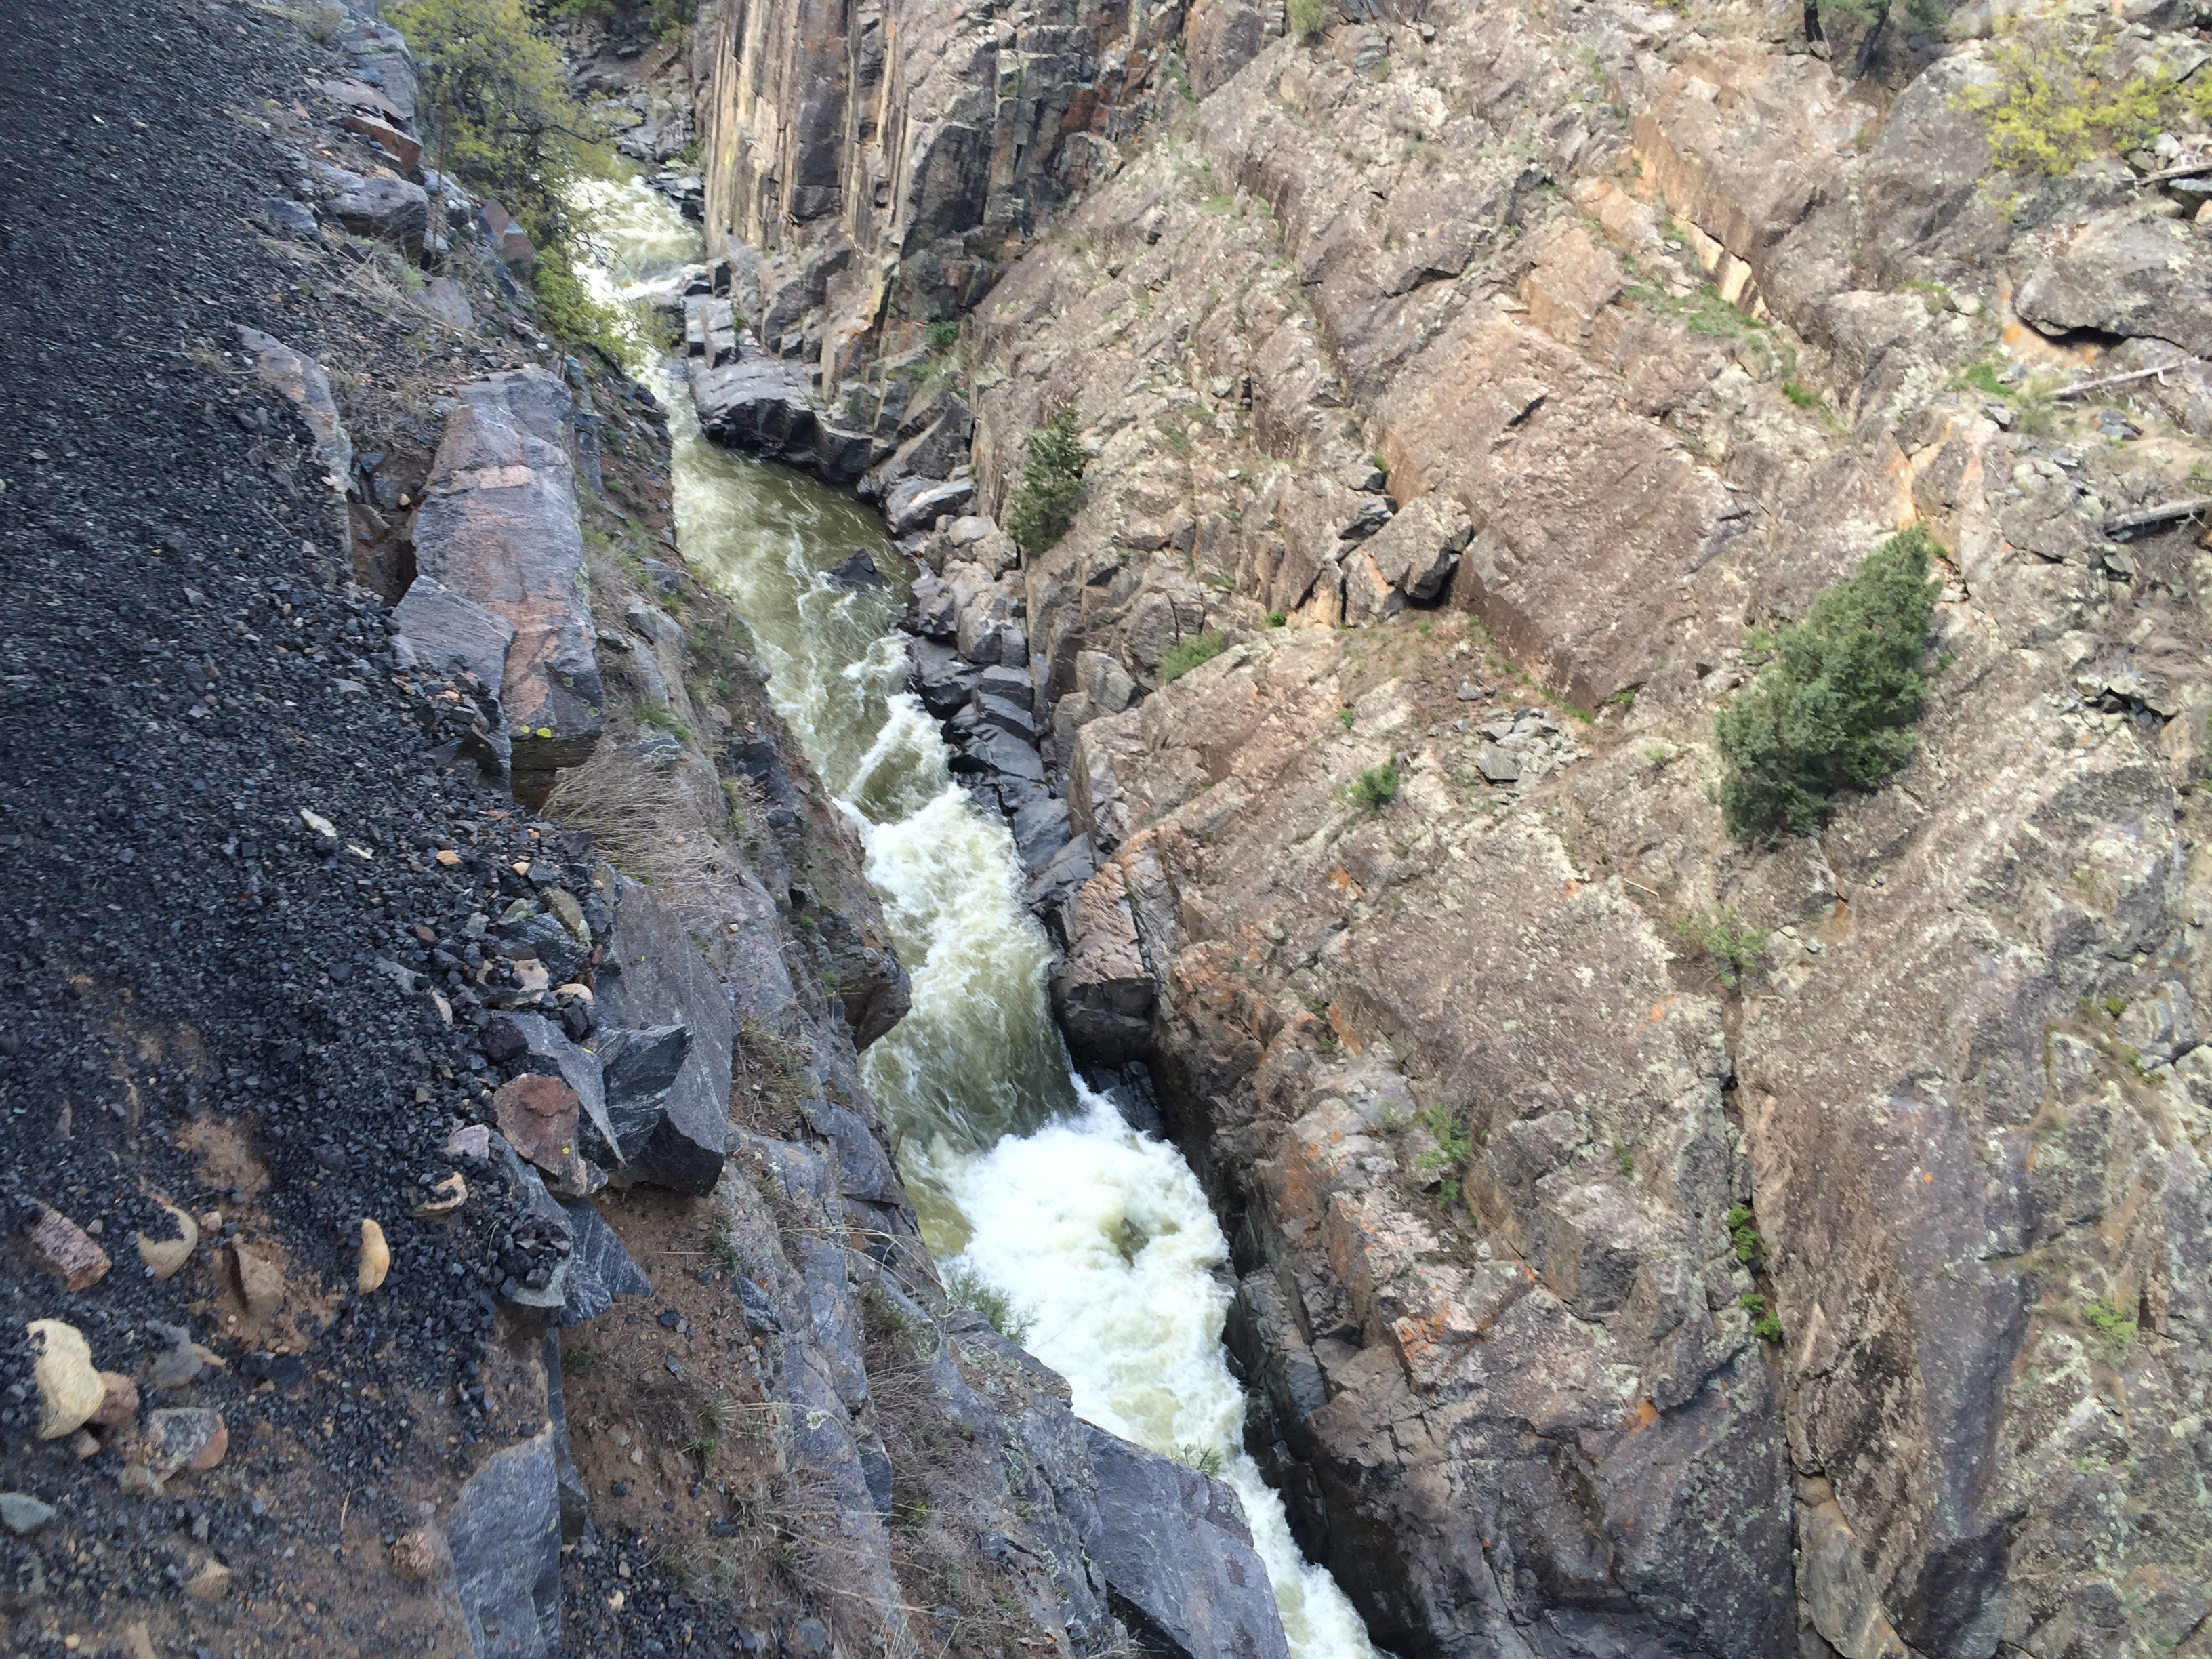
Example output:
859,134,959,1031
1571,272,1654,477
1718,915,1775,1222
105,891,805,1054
1351,761,1401,813
1160,629,1227,682
1672,908,1772,990
1954,24,2197,176
1004,406,1088,554
943,1264,1035,1345
1715,527,1940,839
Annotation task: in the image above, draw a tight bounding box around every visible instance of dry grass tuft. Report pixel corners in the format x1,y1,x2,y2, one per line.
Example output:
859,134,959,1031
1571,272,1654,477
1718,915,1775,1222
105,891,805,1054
545,740,722,896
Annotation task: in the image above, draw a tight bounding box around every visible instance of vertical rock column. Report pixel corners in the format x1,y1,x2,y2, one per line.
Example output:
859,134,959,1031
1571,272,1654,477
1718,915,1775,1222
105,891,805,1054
403,367,605,806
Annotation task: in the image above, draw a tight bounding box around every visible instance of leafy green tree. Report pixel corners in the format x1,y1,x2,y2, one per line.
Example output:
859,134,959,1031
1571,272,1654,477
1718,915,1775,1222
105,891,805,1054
1004,407,1087,556
388,0,579,220
1714,526,1940,840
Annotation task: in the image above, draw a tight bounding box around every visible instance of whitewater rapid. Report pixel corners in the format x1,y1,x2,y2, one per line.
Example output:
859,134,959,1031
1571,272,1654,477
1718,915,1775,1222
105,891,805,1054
569,177,1380,1659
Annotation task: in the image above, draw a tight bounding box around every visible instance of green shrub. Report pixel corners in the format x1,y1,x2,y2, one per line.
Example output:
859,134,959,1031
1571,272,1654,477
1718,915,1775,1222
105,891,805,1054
1172,1443,1226,1478
1159,630,1227,682
1004,407,1087,555
1714,527,1940,839
1414,1105,1473,1170
1740,1292,1784,1343
1351,762,1400,813
944,1265,1033,1346
1672,908,1772,990
1286,0,1332,39
2081,1295,2138,1361
925,319,961,352
1266,609,1288,628
532,243,628,362
1725,1204,1767,1271
1956,24,2184,176
389,0,579,216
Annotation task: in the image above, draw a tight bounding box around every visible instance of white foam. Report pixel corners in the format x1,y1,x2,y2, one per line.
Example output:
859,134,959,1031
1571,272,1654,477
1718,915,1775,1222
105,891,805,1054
927,1086,1382,1659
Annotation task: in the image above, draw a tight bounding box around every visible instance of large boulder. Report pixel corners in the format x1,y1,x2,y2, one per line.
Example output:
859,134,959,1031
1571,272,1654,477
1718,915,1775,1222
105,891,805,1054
594,876,734,1193
234,326,352,481
445,1425,562,1657
1050,863,1155,1066
410,368,604,805
2013,210,2212,356
1078,1426,1292,1659
885,475,975,535
310,161,428,248
684,307,872,485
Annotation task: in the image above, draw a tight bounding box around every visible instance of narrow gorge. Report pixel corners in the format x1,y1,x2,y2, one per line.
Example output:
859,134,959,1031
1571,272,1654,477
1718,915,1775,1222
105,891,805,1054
3,0,2210,1656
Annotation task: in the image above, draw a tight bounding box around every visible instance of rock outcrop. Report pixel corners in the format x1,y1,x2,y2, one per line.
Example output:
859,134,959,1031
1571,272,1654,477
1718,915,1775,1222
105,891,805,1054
405,367,605,804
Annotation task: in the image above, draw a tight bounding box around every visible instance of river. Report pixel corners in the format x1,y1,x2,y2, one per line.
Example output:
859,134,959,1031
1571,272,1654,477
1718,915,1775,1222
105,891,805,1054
570,178,1378,1659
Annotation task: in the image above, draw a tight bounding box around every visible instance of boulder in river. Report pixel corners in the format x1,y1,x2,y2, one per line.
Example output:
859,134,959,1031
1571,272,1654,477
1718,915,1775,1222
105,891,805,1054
826,548,884,588
1078,1425,1292,1659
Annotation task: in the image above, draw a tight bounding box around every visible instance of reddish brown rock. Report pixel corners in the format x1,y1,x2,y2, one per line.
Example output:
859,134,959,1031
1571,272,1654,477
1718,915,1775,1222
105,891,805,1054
494,1072,583,1177
29,1204,110,1292
90,1370,139,1429
228,1241,285,1317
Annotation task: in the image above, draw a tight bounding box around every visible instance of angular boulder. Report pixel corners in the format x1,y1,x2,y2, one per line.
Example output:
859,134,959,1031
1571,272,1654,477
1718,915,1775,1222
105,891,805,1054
1052,863,1155,1065
2015,212,2212,356
445,1425,562,1657
311,161,428,248
687,335,872,485
1078,1426,1292,1659
411,368,603,805
594,877,734,1193
234,326,352,480
885,475,975,535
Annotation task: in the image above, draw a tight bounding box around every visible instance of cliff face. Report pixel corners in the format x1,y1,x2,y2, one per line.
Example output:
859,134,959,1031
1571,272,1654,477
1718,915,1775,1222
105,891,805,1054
687,0,2212,1651
693,0,1187,474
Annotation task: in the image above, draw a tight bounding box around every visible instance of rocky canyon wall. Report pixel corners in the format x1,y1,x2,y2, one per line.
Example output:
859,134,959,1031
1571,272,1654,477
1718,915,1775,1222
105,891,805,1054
765,0,2212,1654
691,0,1189,487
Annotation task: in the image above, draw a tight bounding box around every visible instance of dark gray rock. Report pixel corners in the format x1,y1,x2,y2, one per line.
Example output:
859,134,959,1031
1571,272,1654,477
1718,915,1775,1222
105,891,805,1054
826,548,884,588
1011,798,1074,876
973,693,1038,741
909,638,979,716
800,1239,869,1412
262,196,319,241
732,1272,783,1334
1025,834,1099,918
885,475,975,535
976,663,1033,711
595,878,733,1193
687,348,871,485
412,368,603,804
1078,1425,1292,1659
798,1097,899,1204
390,573,516,695
541,1329,589,1544
495,911,588,985
554,1194,653,1327
950,724,1045,785
907,571,960,640
446,1424,563,1657
312,161,428,247
599,1021,690,1134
